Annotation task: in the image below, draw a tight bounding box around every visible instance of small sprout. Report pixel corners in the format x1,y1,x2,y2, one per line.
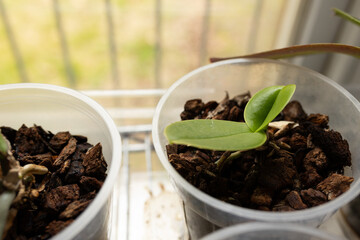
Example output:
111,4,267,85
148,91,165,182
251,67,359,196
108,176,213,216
244,85,296,132
19,164,48,179
0,134,19,239
165,84,296,152
165,119,267,151
165,85,296,170
210,44,360,63
0,133,21,191
333,8,360,27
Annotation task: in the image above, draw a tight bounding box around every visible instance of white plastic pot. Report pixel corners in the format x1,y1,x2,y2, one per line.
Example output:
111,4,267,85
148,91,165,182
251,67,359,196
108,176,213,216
152,59,360,239
200,222,343,240
0,83,122,240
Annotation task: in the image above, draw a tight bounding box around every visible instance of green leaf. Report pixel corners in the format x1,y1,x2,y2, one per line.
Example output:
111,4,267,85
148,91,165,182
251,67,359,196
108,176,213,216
252,84,295,132
165,119,267,151
209,43,360,62
164,84,296,152
333,8,360,27
0,134,8,157
244,85,296,132
0,133,10,176
244,86,282,132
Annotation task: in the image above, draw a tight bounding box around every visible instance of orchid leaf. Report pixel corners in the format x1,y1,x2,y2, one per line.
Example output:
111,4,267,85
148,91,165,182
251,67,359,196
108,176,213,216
245,84,296,132
0,134,10,176
165,119,266,151
0,134,8,159
164,85,295,151
333,8,360,27
0,134,16,240
244,85,282,132
210,43,360,62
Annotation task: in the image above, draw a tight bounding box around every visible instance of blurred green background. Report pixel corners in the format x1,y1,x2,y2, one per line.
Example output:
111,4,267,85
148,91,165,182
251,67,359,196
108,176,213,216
0,0,285,90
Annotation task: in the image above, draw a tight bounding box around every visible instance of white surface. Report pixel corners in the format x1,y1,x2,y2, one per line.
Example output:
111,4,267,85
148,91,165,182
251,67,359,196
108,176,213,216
109,171,352,240
111,171,187,240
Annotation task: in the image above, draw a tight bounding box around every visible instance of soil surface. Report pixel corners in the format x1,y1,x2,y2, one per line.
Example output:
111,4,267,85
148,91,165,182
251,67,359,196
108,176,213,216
1,125,107,239
166,92,354,211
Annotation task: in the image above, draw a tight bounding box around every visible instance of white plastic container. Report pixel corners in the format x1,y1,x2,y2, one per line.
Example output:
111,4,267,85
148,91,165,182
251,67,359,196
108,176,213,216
0,83,122,240
338,195,360,239
152,59,360,239
200,222,344,240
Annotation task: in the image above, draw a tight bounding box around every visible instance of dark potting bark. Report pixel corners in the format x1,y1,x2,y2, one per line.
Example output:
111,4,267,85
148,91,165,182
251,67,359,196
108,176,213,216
0,125,107,239
166,93,354,211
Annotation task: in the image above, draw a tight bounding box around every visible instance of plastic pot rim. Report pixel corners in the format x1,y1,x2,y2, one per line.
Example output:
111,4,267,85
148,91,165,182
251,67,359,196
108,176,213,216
0,83,122,240
200,222,344,240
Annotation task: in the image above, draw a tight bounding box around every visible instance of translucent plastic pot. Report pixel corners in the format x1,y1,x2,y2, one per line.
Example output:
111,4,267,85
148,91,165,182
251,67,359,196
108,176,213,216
200,222,343,240
338,194,360,239
0,83,122,240
152,59,360,239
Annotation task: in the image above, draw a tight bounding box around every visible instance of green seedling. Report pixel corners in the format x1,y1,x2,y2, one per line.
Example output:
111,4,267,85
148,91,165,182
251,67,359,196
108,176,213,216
165,84,296,152
334,8,360,27
0,133,48,239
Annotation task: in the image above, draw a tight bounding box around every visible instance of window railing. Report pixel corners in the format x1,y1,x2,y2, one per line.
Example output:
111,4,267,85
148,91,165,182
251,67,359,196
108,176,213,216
0,0,292,89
